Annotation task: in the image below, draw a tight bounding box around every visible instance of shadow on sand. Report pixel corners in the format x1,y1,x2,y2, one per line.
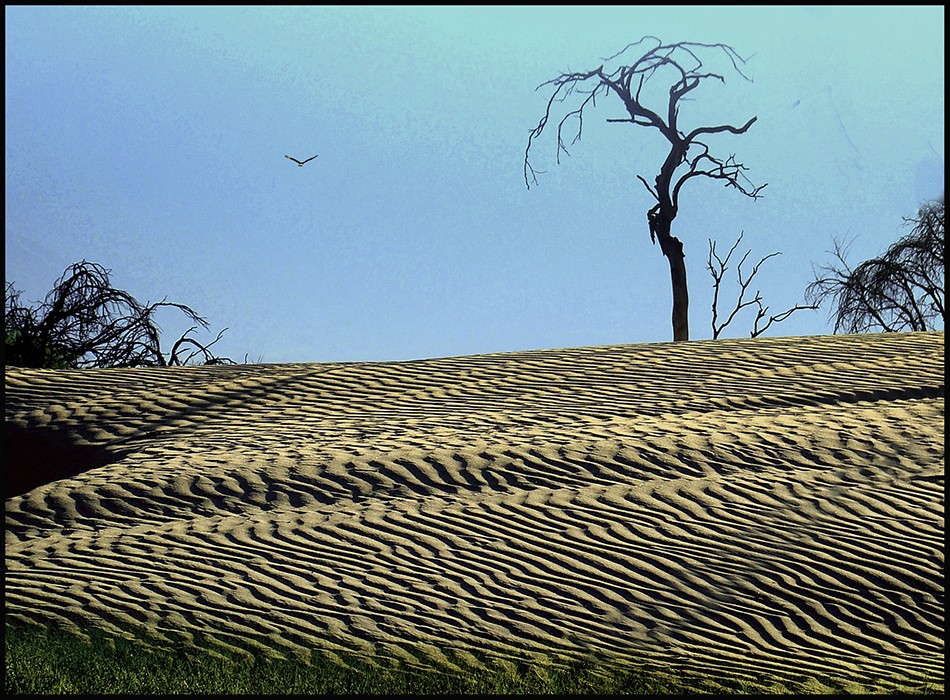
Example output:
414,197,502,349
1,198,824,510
4,425,130,498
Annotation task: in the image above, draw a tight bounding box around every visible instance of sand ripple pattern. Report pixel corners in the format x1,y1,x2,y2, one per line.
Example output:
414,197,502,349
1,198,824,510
5,332,944,690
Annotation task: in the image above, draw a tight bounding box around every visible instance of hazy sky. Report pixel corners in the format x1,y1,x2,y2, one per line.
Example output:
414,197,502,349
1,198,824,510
5,6,945,363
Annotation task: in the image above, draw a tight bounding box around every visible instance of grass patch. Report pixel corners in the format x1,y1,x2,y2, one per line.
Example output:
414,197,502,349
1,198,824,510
4,619,943,695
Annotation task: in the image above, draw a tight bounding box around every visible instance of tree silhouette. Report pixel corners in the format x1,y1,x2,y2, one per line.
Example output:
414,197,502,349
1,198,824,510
524,36,765,341
805,199,944,333
707,231,817,339
4,260,236,368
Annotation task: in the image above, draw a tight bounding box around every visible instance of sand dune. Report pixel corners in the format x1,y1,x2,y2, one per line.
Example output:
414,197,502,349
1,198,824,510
4,331,944,691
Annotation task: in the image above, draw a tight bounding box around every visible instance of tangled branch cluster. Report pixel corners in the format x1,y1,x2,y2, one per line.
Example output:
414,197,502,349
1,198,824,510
4,260,235,368
806,200,945,334
524,35,766,209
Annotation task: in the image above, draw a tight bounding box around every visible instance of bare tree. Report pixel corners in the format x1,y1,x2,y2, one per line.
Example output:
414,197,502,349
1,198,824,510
707,232,817,339
525,36,766,341
4,260,236,368
805,200,944,333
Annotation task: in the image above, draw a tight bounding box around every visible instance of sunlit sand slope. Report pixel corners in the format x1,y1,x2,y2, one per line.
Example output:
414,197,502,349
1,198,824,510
4,331,944,691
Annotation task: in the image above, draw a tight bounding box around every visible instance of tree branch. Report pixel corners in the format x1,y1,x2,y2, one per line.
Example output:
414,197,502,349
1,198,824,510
524,37,763,198
708,232,817,339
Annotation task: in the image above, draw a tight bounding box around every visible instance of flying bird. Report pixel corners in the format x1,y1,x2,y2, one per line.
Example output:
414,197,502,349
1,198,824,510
285,154,318,167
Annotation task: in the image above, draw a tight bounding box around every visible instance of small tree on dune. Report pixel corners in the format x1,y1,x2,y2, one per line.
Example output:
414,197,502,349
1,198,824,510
4,260,237,368
805,199,945,333
707,232,818,339
524,36,766,341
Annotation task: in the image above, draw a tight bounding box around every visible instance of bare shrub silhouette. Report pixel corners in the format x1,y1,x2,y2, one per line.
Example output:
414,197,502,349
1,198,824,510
5,260,236,368
806,199,944,333
707,232,818,339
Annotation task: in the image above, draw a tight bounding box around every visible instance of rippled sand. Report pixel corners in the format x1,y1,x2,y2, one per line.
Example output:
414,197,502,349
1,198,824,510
4,331,944,691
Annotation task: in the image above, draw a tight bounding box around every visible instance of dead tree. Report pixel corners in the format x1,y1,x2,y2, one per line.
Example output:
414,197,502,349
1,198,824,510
805,199,945,334
707,232,817,339
525,36,766,341
4,260,236,368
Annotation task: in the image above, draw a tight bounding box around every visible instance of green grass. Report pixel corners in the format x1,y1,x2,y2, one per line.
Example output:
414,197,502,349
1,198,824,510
4,620,943,695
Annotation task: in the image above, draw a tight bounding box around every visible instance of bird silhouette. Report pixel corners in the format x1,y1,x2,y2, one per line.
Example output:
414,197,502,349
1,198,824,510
285,154,318,167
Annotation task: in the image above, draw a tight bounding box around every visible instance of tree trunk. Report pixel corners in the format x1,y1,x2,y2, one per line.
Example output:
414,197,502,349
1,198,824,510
649,208,690,341
664,235,689,341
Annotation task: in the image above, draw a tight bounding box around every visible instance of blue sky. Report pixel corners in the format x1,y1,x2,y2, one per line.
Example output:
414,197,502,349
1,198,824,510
5,6,945,363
